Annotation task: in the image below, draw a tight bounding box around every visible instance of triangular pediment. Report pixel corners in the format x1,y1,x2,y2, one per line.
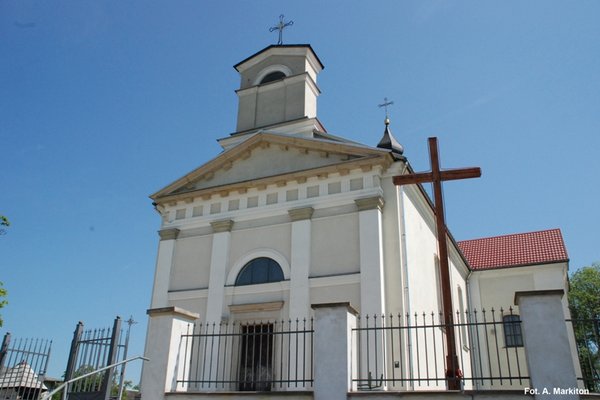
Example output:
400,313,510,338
151,132,392,202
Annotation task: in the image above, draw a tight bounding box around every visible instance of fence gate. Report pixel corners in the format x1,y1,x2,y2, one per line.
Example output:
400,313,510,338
0,333,52,400
64,317,128,400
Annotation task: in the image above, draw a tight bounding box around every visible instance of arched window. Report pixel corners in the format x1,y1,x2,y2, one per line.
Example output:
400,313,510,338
260,71,286,84
235,257,284,286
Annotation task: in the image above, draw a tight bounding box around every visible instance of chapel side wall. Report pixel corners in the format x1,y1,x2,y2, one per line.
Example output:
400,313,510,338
402,185,442,314
449,249,472,387
399,184,473,389
473,263,566,312
400,185,447,389
469,262,570,390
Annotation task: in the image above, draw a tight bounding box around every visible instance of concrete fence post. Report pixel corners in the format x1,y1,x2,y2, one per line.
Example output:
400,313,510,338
141,307,199,400
312,302,358,400
515,290,580,400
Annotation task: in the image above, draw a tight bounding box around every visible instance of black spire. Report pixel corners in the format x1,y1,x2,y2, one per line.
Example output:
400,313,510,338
377,117,404,158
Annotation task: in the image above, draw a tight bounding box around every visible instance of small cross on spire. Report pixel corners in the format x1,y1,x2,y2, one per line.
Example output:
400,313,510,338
269,15,294,45
378,97,394,124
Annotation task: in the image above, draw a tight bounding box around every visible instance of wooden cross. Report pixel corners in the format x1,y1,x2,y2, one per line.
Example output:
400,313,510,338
269,14,294,45
393,137,481,390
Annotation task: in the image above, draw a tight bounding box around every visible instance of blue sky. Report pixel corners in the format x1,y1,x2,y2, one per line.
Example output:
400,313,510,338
1,1,599,383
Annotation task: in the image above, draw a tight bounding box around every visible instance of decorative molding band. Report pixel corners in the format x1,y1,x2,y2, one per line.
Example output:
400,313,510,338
159,228,180,240
355,196,385,212
229,301,284,314
146,306,199,320
211,219,234,233
288,206,314,221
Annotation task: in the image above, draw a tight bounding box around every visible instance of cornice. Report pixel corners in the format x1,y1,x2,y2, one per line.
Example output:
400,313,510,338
146,306,199,320
355,196,385,212
158,228,180,240
153,155,390,206
288,206,314,221
210,219,234,233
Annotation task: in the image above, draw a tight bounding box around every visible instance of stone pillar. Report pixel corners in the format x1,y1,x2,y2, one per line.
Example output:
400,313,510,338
205,219,233,323
355,196,387,385
141,307,199,400
150,229,179,308
514,290,580,400
312,303,358,400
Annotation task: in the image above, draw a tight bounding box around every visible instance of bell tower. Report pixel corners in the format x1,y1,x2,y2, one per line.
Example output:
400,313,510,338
232,45,324,136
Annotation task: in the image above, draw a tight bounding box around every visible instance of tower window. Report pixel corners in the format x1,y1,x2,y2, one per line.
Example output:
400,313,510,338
260,71,286,84
235,257,284,286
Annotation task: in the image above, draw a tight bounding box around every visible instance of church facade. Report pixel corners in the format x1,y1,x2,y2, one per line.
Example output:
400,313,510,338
146,44,470,327
140,44,580,398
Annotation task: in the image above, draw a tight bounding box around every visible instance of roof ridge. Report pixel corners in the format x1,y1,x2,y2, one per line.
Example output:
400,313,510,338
458,228,562,244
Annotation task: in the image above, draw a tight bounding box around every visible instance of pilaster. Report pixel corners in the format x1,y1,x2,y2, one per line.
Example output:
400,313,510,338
150,228,180,308
205,220,233,323
355,196,386,316
355,196,387,386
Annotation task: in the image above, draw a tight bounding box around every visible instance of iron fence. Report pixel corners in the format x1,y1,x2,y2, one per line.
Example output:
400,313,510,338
352,308,529,390
65,317,129,400
0,333,52,400
567,318,600,393
178,318,313,391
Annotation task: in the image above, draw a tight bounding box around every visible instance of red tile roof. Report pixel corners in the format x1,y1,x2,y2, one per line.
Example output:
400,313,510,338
457,229,568,270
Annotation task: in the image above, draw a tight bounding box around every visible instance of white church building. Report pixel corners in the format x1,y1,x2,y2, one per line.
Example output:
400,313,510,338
140,44,585,399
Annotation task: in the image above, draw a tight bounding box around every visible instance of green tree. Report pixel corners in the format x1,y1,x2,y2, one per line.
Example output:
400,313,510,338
569,262,600,391
0,215,9,235
569,262,600,320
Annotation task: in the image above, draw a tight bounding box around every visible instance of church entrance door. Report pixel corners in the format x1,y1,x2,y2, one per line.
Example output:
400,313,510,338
239,324,274,391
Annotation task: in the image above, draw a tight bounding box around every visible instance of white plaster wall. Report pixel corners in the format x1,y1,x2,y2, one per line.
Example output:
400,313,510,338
284,80,311,120
311,214,360,277
255,83,286,127
402,187,441,314
471,264,566,311
228,224,291,279
310,283,360,308
169,236,212,291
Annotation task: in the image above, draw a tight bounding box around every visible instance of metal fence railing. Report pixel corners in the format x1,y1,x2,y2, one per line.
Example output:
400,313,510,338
178,318,313,391
352,308,529,390
65,317,131,400
567,318,600,393
0,333,52,400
